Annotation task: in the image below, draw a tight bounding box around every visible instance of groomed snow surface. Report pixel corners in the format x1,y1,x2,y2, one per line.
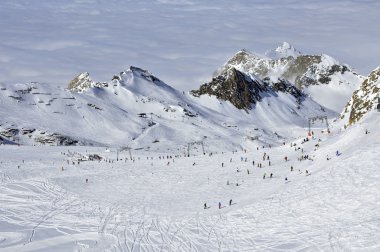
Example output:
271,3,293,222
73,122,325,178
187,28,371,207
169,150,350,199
1,112,380,251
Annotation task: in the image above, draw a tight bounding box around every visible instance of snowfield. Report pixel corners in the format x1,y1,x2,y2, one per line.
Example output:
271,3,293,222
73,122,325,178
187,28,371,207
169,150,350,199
1,111,379,251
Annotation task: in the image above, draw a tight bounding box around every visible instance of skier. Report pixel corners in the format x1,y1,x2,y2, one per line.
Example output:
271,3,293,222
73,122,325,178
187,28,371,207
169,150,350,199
306,170,309,175
252,160,255,166
270,173,273,178
263,173,266,179
284,156,288,162
222,162,224,167
285,177,288,182
247,169,250,175
229,199,232,206
219,202,221,209
204,203,207,209
291,166,293,172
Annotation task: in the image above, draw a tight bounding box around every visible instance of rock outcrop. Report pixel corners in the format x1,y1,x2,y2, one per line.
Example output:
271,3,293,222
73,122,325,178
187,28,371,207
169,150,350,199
341,67,380,126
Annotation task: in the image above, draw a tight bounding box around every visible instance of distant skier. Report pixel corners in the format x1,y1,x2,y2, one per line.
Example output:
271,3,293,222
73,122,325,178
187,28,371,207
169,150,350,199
291,166,294,172
263,173,266,179
219,202,221,209
229,199,232,206
285,177,288,182
270,173,273,178
204,203,207,209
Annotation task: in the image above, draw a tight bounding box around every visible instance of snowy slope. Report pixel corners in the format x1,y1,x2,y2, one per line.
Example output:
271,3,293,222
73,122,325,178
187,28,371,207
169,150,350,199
0,106,379,251
216,43,364,113
0,66,335,151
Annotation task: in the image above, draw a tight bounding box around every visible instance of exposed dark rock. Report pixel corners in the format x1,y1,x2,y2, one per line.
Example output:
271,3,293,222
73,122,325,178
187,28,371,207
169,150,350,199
191,68,266,110
263,78,304,100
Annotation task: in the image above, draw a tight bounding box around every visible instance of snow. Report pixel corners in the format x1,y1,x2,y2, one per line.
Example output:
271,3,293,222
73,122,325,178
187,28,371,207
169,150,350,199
265,42,302,59
305,71,362,113
0,110,379,251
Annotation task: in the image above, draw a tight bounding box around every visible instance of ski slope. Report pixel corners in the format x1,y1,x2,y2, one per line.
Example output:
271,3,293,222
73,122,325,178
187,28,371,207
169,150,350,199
0,111,379,251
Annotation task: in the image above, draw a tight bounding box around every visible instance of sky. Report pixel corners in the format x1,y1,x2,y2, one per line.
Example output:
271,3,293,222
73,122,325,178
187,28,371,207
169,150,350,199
0,0,379,91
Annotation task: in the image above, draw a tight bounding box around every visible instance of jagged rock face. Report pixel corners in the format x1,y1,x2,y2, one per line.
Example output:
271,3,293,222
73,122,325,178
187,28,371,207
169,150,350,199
341,67,380,126
68,72,94,91
295,56,352,88
263,77,303,100
68,72,107,92
129,66,162,85
191,68,267,110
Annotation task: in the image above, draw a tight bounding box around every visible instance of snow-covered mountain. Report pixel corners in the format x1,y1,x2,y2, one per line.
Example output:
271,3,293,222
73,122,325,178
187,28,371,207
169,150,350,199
0,65,334,149
340,66,380,127
216,43,364,112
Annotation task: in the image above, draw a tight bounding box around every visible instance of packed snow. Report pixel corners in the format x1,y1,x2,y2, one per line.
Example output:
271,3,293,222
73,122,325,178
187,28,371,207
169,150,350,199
1,108,379,251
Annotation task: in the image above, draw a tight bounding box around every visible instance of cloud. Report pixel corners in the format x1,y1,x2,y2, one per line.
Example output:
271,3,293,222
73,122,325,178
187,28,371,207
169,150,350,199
0,0,379,90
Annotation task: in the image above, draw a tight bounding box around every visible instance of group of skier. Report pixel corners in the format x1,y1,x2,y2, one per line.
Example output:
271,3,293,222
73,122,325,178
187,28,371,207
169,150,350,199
204,199,234,210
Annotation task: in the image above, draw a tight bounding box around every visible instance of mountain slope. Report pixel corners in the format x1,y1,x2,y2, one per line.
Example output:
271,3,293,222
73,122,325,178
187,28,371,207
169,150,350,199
0,66,335,149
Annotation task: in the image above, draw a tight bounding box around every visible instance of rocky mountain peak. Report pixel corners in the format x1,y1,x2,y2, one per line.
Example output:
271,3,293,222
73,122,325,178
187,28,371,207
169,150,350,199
68,72,94,92
265,42,302,59
68,72,108,92
112,66,170,89
191,68,267,111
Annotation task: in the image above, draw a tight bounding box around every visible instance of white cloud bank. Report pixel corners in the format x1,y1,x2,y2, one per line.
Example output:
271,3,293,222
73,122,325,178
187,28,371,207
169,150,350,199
0,0,379,90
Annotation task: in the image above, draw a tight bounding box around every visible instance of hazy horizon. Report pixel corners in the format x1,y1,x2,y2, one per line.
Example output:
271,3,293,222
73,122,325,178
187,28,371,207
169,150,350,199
0,0,379,90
